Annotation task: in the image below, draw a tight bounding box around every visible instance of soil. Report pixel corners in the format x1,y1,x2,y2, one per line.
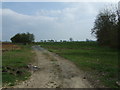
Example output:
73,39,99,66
14,45,93,88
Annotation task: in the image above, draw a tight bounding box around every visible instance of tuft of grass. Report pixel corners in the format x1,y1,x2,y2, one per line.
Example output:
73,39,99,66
2,45,34,86
39,41,119,88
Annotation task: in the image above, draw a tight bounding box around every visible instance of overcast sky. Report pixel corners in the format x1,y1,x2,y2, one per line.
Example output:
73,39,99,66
1,1,118,41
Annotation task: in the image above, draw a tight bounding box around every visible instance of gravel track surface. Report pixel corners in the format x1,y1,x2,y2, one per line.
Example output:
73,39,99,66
14,45,92,88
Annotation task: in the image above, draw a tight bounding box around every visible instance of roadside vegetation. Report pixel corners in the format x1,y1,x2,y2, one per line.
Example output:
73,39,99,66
92,8,119,48
39,41,119,88
2,43,35,86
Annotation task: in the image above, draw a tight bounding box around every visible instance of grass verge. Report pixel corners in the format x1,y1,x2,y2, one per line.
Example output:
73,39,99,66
2,45,35,86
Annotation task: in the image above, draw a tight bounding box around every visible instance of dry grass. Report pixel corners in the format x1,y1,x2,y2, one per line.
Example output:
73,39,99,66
2,43,21,52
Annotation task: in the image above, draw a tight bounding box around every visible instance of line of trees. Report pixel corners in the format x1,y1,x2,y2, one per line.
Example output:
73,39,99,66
91,7,119,48
11,32,34,44
40,38,74,42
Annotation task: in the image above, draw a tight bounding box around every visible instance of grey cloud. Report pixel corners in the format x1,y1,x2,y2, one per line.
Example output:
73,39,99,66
1,3,98,41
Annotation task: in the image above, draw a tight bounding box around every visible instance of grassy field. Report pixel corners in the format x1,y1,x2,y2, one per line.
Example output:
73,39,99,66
2,45,35,86
39,41,119,88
